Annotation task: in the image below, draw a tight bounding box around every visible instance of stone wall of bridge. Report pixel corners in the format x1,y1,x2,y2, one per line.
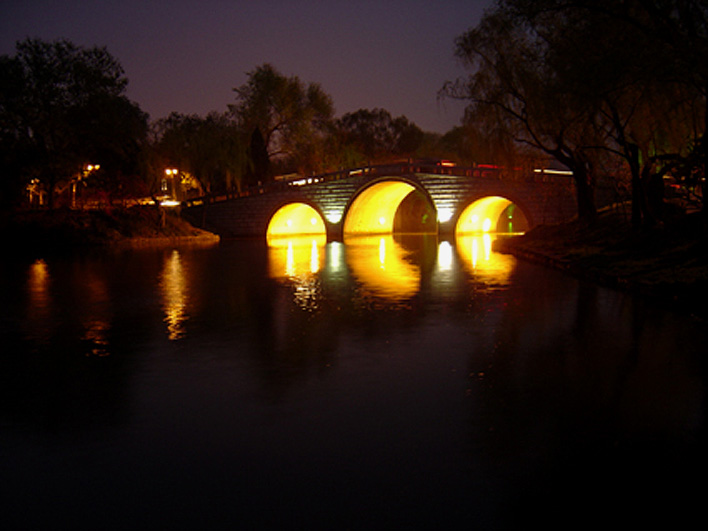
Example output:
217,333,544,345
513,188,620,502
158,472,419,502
182,171,579,240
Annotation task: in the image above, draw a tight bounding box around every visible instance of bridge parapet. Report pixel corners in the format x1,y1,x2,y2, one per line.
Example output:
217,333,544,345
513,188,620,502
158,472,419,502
182,162,578,240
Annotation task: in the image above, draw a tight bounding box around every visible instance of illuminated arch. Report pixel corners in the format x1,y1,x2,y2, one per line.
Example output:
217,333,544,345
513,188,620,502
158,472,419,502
343,180,434,236
455,196,529,235
266,202,327,244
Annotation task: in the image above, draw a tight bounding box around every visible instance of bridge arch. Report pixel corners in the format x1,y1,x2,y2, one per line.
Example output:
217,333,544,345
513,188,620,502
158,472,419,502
266,201,327,245
455,195,531,235
343,177,437,237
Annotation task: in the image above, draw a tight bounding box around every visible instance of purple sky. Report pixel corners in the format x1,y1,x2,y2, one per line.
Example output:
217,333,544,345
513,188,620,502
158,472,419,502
1,0,491,133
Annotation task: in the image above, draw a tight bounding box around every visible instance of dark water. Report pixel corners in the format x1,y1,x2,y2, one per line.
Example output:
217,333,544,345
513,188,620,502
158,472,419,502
1,234,705,529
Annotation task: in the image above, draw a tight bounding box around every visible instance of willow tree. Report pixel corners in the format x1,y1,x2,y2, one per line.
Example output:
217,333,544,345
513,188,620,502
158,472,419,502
229,64,334,177
443,6,599,222
507,0,707,226
152,112,246,196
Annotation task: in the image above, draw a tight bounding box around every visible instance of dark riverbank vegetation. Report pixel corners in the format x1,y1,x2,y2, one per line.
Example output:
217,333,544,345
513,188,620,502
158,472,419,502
495,206,708,319
2,207,218,254
1,1,706,307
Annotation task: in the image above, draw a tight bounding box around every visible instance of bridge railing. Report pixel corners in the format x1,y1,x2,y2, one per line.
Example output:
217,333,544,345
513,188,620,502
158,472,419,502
181,161,563,208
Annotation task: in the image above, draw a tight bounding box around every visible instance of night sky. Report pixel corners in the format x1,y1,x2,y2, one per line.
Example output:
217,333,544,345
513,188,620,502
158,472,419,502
1,0,492,133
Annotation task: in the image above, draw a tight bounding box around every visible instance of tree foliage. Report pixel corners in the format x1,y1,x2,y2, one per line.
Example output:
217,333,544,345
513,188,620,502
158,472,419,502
152,112,246,195
444,0,708,226
336,108,424,163
0,38,148,208
229,64,334,176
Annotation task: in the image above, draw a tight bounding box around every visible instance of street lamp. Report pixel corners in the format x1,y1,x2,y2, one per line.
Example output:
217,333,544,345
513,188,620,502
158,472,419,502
73,163,100,208
163,168,181,206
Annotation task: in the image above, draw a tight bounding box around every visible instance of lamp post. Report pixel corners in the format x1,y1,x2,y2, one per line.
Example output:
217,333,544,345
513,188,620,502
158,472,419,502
73,163,100,208
164,168,179,202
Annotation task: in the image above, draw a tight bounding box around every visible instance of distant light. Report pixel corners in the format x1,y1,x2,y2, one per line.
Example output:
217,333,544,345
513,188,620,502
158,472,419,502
437,208,453,223
379,216,386,225
534,168,573,175
160,200,180,207
482,218,492,232
325,211,343,224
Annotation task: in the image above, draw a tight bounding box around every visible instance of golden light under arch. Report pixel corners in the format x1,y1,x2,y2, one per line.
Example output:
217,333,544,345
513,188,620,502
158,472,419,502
456,196,515,234
266,202,327,244
343,181,417,235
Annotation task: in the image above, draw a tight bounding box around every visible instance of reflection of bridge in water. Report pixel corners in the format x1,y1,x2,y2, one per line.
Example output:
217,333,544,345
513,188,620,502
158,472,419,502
182,162,578,241
266,234,519,306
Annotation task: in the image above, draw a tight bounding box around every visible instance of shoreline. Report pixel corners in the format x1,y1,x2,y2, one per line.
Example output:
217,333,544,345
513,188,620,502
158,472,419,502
3,207,220,254
493,211,707,321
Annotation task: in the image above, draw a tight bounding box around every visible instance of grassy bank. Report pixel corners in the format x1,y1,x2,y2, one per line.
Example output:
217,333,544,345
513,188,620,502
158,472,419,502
2,206,219,253
494,209,707,318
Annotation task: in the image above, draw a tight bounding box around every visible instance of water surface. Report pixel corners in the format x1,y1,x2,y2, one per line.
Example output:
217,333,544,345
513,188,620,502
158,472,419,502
1,235,705,529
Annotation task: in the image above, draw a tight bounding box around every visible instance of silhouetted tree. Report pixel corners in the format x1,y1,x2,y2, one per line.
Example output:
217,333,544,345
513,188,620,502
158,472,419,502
336,108,424,163
152,112,246,196
504,0,707,224
229,64,334,176
443,7,599,222
0,38,147,208
246,127,270,186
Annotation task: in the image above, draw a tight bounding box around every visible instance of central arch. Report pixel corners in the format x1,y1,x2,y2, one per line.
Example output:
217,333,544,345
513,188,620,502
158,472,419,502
343,180,435,236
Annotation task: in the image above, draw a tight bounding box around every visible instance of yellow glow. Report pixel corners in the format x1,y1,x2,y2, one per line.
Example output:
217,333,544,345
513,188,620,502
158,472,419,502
268,236,326,310
27,258,51,313
160,249,189,341
268,236,326,278
456,196,513,234
457,234,516,283
344,234,420,301
343,181,416,235
437,241,453,271
267,203,326,243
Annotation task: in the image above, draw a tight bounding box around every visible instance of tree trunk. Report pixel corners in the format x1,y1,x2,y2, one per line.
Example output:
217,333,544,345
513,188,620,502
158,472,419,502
627,144,643,230
573,166,597,224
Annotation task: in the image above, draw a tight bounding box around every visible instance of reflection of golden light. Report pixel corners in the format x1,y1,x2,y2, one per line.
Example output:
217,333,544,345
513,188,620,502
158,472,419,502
268,236,326,279
160,249,189,340
28,259,50,306
457,234,516,283
456,196,513,234
267,203,326,243
26,259,52,333
268,236,325,311
344,234,420,300
437,241,453,271
343,181,416,235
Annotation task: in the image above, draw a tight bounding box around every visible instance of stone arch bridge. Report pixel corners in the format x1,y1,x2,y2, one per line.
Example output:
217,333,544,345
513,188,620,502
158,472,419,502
182,161,578,241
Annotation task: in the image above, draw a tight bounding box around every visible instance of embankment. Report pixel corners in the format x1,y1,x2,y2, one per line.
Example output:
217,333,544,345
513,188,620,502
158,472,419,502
494,210,707,319
2,206,219,254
